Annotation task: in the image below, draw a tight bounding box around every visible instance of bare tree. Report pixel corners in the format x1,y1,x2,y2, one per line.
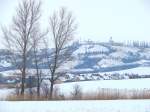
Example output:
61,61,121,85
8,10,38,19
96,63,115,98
2,0,42,95
71,84,82,100
32,30,47,97
33,41,42,97
45,8,77,99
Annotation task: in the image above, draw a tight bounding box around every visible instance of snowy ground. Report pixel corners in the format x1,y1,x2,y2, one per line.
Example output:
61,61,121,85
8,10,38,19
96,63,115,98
56,78,150,96
0,100,150,112
0,88,14,100
1,78,150,100
103,67,150,75
0,79,150,112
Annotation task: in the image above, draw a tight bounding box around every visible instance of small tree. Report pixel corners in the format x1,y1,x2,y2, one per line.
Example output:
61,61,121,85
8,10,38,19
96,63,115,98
45,7,77,99
71,84,82,100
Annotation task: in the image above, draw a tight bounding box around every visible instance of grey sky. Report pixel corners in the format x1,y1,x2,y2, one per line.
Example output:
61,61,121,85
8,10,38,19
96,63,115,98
0,0,150,45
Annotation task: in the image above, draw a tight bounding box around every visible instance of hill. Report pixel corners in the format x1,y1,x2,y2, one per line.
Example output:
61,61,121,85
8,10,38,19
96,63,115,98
1,40,150,81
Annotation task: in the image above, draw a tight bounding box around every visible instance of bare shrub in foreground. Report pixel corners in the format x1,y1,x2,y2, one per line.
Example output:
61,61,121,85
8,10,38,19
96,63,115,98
42,83,49,99
71,84,82,100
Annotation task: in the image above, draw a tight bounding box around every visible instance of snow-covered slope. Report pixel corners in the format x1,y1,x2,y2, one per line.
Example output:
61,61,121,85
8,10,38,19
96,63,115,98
1,40,150,76
69,41,150,75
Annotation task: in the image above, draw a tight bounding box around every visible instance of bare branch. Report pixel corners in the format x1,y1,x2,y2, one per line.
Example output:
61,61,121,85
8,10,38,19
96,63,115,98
46,7,77,99
1,0,42,95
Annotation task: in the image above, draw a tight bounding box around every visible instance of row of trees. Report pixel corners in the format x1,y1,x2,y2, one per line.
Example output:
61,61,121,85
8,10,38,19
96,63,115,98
1,0,77,99
124,40,150,48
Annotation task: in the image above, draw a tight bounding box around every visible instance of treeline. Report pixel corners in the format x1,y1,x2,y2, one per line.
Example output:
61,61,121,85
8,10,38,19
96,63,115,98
123,40,150,48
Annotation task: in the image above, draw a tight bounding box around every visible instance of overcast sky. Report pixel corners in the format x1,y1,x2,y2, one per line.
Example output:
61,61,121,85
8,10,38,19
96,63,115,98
0,0,150,45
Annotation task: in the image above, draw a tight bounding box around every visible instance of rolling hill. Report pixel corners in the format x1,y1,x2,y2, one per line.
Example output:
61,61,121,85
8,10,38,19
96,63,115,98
0,40,150,81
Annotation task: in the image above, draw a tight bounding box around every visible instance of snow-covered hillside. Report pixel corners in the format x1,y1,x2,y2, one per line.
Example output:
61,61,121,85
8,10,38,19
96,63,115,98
1,40,150,78
68,41,150,75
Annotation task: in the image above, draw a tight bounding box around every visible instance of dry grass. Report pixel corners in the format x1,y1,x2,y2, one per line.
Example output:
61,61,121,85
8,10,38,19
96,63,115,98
82,88,150,100
6,88,150,101
6,87,65,101
6,94,49,101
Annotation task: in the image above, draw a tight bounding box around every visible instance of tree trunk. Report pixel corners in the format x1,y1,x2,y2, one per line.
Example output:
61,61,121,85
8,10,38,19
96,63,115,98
49,81,54,99
37,76,40,97
21,68,25,95
21,51,26,95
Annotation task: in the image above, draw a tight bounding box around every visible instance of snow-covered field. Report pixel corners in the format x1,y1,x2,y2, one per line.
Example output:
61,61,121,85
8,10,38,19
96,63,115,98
0,100,150,112
0,77,150,112
0,89,14,100
1,78,150,100
103,67,150,75
56,78,150,96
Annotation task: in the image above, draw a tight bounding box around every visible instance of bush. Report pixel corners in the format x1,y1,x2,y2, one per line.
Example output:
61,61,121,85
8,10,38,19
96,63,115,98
71,84,82,100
